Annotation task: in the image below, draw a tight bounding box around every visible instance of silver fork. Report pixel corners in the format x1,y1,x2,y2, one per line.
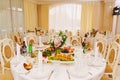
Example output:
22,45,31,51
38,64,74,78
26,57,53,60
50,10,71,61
66,70,71,80
48,70,54,80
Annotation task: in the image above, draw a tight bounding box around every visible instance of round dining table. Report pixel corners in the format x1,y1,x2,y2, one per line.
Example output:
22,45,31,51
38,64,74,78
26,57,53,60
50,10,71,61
10,48,106,80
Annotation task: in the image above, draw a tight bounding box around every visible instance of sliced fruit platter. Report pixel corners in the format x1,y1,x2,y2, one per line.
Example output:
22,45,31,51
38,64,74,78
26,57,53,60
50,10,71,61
42,46,75,63
48,53,74,61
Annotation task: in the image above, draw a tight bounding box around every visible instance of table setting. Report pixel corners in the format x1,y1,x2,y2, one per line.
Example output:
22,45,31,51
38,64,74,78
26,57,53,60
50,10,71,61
10,31,106,80
11,45,106,80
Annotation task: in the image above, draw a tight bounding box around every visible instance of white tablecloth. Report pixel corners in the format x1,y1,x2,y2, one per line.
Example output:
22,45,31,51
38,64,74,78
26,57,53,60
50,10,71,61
10,49,106,80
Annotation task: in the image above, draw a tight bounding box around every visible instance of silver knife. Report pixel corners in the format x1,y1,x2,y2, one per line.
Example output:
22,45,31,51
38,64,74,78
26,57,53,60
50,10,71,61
66,70,71,80
48,70,54,80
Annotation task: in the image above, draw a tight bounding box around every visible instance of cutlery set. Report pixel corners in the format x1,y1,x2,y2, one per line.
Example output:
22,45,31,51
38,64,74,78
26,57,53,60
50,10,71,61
48,69,71,80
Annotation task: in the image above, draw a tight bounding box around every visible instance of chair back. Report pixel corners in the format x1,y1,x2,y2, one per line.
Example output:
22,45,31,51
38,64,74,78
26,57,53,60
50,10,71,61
0,38,15,74
0,38,15,62
11,31,23,46
115,34,120,44
95,39,108,59
106,42,119,70
25,33,38,46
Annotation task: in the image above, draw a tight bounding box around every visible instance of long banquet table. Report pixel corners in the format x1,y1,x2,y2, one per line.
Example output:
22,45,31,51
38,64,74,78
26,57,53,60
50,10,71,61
10,48,106,80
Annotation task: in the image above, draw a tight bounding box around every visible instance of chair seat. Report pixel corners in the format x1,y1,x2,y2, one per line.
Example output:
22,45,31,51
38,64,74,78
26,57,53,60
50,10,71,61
100,74,112,80
105,64,113,73
0,61,10,69
4,61,10,68
0,67,13,80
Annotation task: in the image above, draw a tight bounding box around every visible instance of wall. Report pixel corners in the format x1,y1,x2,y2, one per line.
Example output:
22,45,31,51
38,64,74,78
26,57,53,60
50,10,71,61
0,0,24,39
102,1,114,32
81,1,104,32
36,1,114,32
37,4,49,30
23,0,38,31
92,1,104,31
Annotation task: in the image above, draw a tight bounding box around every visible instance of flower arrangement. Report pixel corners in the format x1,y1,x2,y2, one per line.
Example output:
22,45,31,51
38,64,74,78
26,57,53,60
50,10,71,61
42,31,75,61
90,28,98,37
49,31,67,53
82,39,91,53
84,29,98,38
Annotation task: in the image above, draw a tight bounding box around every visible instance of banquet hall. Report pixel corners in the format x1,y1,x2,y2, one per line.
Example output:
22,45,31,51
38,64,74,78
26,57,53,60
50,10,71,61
0,0,120,80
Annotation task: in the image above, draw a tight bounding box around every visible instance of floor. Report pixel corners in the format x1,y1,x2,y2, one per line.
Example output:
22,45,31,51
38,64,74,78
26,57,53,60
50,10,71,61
0,65,120,80
0,66,13,80
115,65,120,80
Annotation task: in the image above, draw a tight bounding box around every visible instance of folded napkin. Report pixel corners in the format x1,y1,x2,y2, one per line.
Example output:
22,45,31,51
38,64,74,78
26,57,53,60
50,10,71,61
38,51,42,64
69,66,88,78
16,44,21,59
39,36,44,47
88,57,105,67
94,42,99,59
16,62,28,74
27,67,51,79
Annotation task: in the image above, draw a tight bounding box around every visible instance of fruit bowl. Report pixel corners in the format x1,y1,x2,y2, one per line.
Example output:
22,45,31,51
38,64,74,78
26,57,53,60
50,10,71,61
23,63,33,70
61,46,75,53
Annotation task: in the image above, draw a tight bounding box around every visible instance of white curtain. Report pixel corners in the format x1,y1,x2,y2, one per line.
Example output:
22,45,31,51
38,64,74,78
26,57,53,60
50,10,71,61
0,0,12,38
11,0,24,32
0,0,24,39
0,0,12,31
49,4,82,35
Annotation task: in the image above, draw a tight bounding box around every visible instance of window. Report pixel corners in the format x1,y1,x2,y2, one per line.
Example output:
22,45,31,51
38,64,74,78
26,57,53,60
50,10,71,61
49,4,82,34
0,0,24,39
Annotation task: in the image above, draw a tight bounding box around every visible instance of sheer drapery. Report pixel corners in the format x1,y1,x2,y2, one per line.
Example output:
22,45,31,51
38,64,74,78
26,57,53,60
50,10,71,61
23,0,38,31
49,4,82,34
49,2,104,34
0,0,12,31
0,0,24,39
11,0,24,32
81,2,94,33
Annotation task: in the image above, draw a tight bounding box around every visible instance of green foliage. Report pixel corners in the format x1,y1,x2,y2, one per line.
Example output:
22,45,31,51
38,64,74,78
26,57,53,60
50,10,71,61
42,50,51,56
49,31,67,48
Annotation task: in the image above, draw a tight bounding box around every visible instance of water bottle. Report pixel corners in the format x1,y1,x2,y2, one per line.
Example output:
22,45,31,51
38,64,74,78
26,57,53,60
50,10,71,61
28,44,33,53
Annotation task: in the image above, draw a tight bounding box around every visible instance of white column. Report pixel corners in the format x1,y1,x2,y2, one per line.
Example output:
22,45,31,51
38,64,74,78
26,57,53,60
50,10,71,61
112,15,118,35
116,15,120,34
114,0,120,34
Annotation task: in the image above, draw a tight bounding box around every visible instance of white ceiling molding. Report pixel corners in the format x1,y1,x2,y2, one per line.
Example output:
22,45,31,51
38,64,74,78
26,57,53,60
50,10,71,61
29,0,108,4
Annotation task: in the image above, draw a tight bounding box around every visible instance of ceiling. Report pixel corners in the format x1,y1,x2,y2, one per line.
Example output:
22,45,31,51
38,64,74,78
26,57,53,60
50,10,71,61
30,0,115,4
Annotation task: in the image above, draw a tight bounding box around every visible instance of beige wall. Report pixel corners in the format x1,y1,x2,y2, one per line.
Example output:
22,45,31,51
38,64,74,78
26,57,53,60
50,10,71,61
23,0,38,31
37,4,49,30
102,1,114,32
81,1,104,32
81,1,114,32
92,1,104,31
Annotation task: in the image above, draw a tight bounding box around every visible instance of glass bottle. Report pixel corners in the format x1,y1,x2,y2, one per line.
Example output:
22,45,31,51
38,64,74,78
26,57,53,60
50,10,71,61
28,43,33,53
21,41,27,55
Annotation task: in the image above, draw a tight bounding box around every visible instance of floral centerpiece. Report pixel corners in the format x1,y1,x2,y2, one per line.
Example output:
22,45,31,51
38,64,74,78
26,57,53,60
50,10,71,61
42,31,67,58
42,31,75,61
49,31,67,54
82,39,91,53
